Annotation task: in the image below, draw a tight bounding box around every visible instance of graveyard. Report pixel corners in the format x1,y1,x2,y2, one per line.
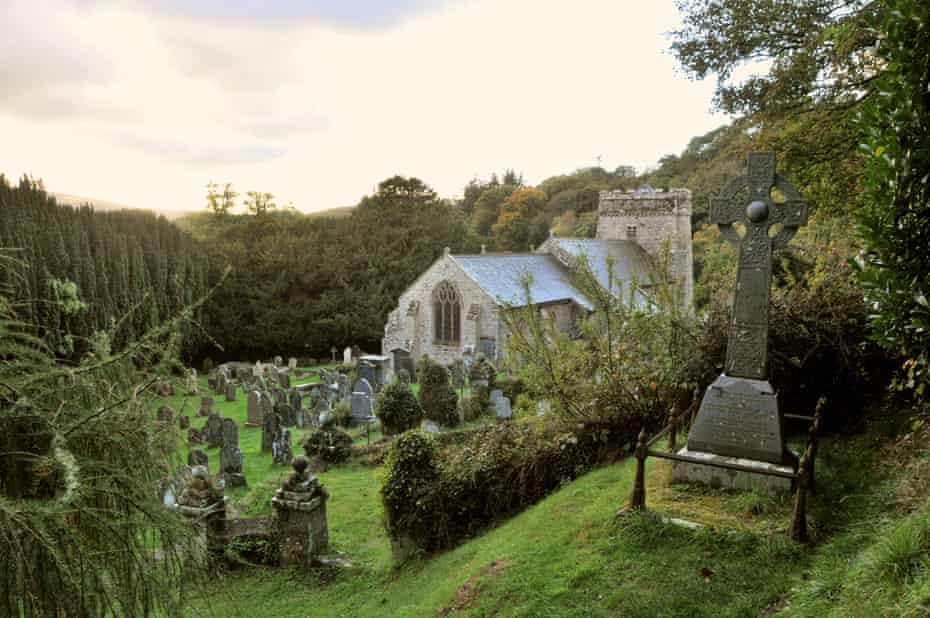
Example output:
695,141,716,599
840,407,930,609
3,1,930,617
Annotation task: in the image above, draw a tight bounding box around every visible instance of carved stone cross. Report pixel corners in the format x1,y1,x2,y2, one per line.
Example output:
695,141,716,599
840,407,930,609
709,152,808,381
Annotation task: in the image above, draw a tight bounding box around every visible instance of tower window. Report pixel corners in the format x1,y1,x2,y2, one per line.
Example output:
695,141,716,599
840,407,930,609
433,281,461,344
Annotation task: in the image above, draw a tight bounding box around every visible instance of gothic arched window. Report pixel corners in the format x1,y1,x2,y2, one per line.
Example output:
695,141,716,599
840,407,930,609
433,281,461,345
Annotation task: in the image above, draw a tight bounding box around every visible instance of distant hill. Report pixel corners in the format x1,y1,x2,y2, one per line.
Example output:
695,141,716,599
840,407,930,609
51,192,191,220
305,205,354,219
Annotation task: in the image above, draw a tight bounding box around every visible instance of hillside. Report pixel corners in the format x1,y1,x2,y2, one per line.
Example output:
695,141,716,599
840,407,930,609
183,401,927,617
51,192,192,220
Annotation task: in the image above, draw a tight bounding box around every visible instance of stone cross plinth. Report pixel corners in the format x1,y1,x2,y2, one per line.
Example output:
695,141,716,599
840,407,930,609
176,466,227,558
271,457,329,567
685,152,808,467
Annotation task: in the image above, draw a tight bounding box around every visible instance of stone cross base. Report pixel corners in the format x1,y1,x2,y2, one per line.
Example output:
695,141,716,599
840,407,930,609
272,491,329,567
176,502,227,557
670,447,793,495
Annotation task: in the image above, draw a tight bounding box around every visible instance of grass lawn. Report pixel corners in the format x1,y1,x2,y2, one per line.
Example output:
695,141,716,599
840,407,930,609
162,374,923,617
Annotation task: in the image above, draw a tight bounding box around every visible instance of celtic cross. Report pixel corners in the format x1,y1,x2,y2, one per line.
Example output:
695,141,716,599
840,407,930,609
710,152,808,380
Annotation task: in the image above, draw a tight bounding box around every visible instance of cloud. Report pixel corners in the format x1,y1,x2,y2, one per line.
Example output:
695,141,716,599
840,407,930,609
102,0,456,30
240,112,329,138
116,132,285,166
0,1,120,120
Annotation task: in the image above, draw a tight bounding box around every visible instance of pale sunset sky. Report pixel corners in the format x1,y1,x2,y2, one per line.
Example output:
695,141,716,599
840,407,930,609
0,0,728,213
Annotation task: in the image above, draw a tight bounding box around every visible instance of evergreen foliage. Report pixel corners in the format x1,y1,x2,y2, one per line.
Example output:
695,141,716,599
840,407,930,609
857,0,930,398
0,253,204,617
0,175,209,359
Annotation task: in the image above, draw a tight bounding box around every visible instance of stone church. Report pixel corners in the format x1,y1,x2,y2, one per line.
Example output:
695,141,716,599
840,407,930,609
382,188,693,368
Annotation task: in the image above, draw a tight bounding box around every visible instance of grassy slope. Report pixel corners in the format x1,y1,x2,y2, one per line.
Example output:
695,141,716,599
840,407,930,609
167,378,930,617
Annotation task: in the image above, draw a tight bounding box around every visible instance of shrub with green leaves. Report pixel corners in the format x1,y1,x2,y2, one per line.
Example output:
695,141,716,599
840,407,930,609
302,427,353,463
417,357,459,426
381,431,440,549
377,382,423,435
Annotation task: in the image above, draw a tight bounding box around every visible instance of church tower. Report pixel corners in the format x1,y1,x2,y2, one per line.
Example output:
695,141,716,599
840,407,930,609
596,188,693,310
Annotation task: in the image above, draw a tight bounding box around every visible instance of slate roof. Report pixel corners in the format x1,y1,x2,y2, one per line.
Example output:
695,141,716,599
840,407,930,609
546,238,652,292
451,254,593,310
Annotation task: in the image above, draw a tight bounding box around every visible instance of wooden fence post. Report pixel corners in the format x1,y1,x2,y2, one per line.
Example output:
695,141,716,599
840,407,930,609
629,428,648,511
788,446,811,543
668,406,680,453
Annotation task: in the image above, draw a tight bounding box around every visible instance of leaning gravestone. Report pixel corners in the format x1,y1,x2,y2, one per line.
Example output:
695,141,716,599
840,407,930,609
246,391,262,427
225,382,236,402
677,152,809,492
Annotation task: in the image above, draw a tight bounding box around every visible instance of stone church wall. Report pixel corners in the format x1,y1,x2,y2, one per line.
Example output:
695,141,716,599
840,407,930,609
596,188,693,310
382,253,502,367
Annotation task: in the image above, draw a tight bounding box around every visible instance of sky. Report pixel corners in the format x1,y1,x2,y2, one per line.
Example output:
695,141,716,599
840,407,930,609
0,0,728,214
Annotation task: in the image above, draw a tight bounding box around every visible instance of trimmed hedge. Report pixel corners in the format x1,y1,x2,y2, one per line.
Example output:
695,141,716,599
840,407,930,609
381,414,644,556
418,359,459,426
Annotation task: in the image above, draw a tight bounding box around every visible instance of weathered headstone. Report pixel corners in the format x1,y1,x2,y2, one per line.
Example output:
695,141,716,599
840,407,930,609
198,397,213,417
203,413,224,449
246,391,262,427
392,348,416,384
357,362,376,388
219,446,246,488
187,368,198,395
262,412,281,453
420,419,440,434
272,428,293,466
225,382,236,402
495,396,512,419
350,378,374,423
288,357,298,370
188,449,209,467
260,392,274,423
156,405,174,424
278,370,291,389
179,414,190,429
343,347,352,365
277,402,296,427
678,152,809,492
221,418,239,449
253,361,263,378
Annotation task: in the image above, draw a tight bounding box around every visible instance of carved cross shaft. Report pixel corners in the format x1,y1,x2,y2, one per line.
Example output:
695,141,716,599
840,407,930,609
709,152,809,380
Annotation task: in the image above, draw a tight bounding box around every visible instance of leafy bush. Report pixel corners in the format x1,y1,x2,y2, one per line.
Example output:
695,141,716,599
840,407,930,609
381,432,441,549
378,382,423,435
497,375,526,402
418,357,459,426
302,428,353,463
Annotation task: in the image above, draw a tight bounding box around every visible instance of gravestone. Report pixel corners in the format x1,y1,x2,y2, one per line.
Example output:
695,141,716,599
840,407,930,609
260,392,274,424
495,396,512,419
186,368,198,395
350,378,375,423
276,402,295,427
479,338,496,360
188,449,209,467
271,457,329,566
156,406,174,424
278,371,291,389
220,446,246,488
179,414,190,429
295,408,307,428
203,413,224,449
489,389,503,410
420,420,440,434
198,397,214,417
246,391,262,427
272,428,293,466
268,366,280,387
221,418,238,449
274,356,283,368
225,382,236,402
392,348,416,384
253,361,263,378
677,152,809,491
187,427,203,444
343,347,352,365
357,362,376,388
290,390,302,413
262,412,281,453
451,360,466,390
288,357,298,370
